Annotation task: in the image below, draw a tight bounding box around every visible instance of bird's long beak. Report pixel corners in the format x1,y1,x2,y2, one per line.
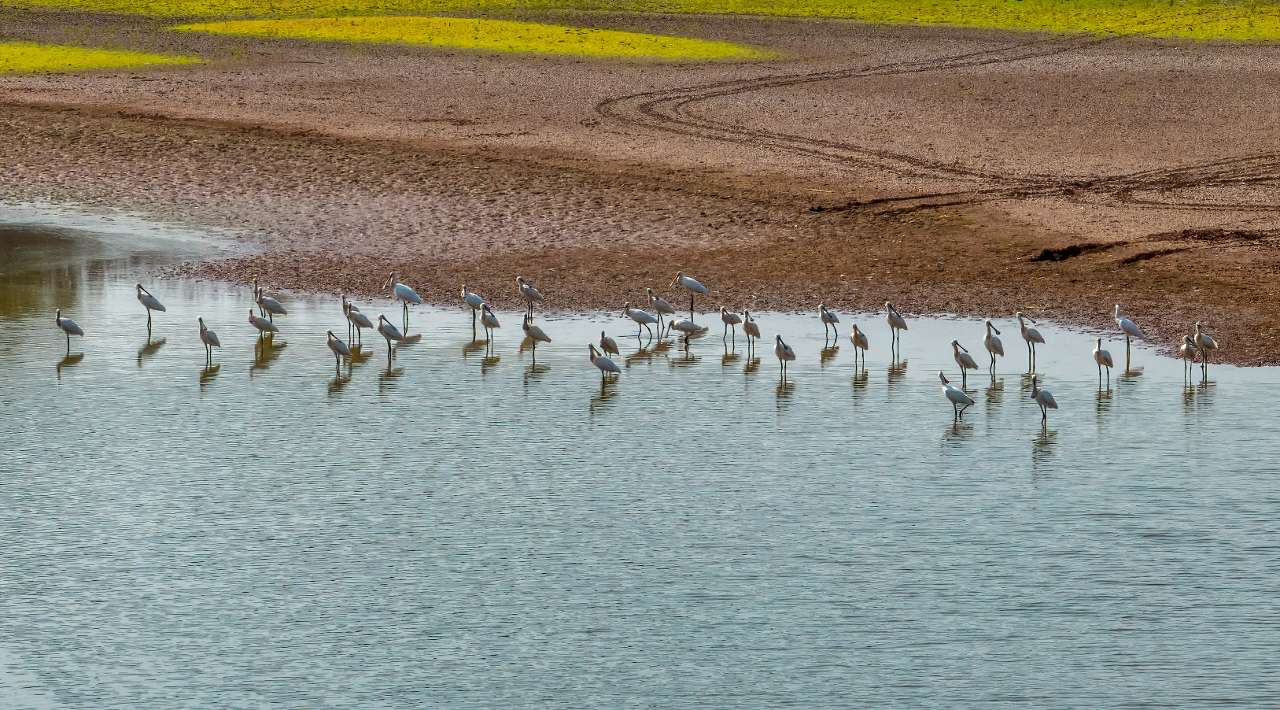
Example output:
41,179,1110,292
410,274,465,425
959,344,969,353
993,326,1001,335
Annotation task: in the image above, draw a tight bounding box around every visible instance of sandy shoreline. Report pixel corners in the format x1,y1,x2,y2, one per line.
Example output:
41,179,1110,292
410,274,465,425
1,11,1278,363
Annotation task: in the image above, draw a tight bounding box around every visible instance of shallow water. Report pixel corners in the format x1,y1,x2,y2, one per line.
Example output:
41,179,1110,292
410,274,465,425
3,216,1280,708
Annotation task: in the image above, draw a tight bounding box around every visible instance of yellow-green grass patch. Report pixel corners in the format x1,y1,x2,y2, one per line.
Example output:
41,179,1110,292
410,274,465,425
7,0,1280,42
0,41,199,73
172,16,775,59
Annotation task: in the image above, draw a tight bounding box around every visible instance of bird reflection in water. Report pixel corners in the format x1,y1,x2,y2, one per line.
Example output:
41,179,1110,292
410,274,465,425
523,362,550,386
462,339,487,359
136,336,166,368
589,378,620,415
481,353,501,375
887,359,908,390
820,344,840,368
626,345,657,369
1032,427,1058,466
327,373,351,395
377,365,404,394
348,344,372,369
744,356,761,375
721,343,740,367
56,352,84,380
1119,366,1144,382
851,367,869,392
1096,387,1113,416
943,419,974,445
250,335,286,376
985,377,1004,408
1182,380,1215,413
670,346,700,369
775,380,795,408
199,363,220,390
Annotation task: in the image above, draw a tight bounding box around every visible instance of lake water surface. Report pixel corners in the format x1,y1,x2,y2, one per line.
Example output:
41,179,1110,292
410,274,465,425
2,212,1279,708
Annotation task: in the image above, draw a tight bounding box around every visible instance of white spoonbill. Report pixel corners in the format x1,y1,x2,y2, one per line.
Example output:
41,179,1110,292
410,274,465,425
1030,375,1058,424
885,302,908,352
516,276,543,318
849,324,869,369
720,307,742,342
377,314,406,366
1178,334,1198,380
198,317,220,366
647,288,676,336
480,304,501,339
136,283,165,332
253,279,287,321
1193,321,1218,377
668,317,704,346
522,314,551,363
55,309,84,354
819,304,840,339
248,308,279,336
327,330,351,376
344,296,373,346
983,320,1004,374
462,284,486,331
951,340,978,388
1016,311,1045,372
1114,304,1144,370
589,343,621,380
939,371,974,420
384,272,422,332
774,334,796,380
600,330,620,356
623,302,658,340
672,271,708,319
742,311,761,351
1093,337,1114,388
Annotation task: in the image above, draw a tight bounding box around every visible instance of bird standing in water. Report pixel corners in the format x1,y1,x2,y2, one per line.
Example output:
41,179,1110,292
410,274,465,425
522,314,551,363
849,324,869,369
1093,338,1114,388
1193,321,1218,379
384,272,422,334
1016,311,1045,372
600,330,620,357
55,309,84,354
672,272,708,320
623,302,658,340
742,311,762,353
819,304,840,340
589,343,621,380
720,307,742,343
647,288,676,337
774,334,796,381
951,340,978,388
377,314,405,367
1030,375,1058,425
198,317,220,366
885,302,908,354
983,320,1004,375
1114,304,1143,371
327,330,351,376
939,371,974,420
136,283,166,335
516,276,543,318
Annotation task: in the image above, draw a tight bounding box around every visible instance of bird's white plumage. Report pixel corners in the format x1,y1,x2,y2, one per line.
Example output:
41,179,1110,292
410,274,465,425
522,316,551,343
1017,312,1044,344
590,344,621,374
346,305,373,329
461,285,486,311
56,311,83,336
742,312,761,339
481,305,501,331
199,318,220,348
774,335,796,362
1178,335,1198,362
819,304,839,325
849,324,868,350
940,372,975,407
720,308,742,327
1115,304,1143,339
137,285,166,313
516,277,543,305
647,289,676,315
984,321,1004,357
257,288,287,316
886,302,908,332
1093,339,1113,369
952,341,978,371
600,331,620,356
624,304,658,325
673,272,708,295
248,310,279,333
668,318,703,336
1193,322,1218,352
328,332,352,357
378,315,405,341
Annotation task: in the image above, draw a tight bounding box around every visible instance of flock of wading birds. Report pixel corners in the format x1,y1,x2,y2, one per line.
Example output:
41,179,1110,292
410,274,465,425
50,271,1222,422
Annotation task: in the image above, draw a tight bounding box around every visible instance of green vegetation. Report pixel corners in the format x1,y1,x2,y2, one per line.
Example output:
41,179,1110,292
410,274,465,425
5,0,1280,42
173,16,773,59
0,40,199,73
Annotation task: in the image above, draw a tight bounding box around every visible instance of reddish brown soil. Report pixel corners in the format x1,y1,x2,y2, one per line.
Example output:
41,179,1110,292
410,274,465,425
1,9,1278,362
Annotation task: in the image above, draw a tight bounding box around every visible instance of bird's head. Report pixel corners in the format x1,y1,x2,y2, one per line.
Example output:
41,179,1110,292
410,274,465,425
460,284,468,296
986,320,1000,335
672,272,683,286
885,301,893,311
247,309,255,321
1096,337,1102,346
516,276,525,285
1114,304,1122,316
383,273,395,289
953,341,967,352
938,371,948,385
199,317,205,327
135,283,143,292
55,308,61,322
327,330,336,339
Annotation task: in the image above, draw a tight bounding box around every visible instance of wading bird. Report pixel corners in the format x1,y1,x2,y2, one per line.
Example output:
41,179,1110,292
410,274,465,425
647,288,676,336
983,320,1004,374
1093,337,1114,388
742,311,761,352
886,302,908,353
198,317,220,366
377,314,405,366
1030,375,1058,424
462,285,486,333
668,317,703,347
480,304,500,340
327,330,351,376
849,324,869,369
248,309,279,336
384,272,422,333
522,314,551,363
1178,334,1198,380
819,304,840,339
343,296,373,346
253,279,287,322
672,271,708,320
951,340,978,388
774,334,795,381
55,309,83,354
1193,321,1218,378
1016,311,1045,372
1114,304,1143,371
516,276,543,318
589,343,621,380
623,302,658,340
720,307,742,343
939,371,974,420
600,330,620,356
136,284,166,333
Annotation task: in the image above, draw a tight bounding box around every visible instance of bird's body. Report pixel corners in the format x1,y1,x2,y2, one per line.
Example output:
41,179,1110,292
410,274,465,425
672,271,708,319
589,343,621,378
885,302,908,353
1093,337,1114,388
647,288,677,336
248,309,279,334
1016,311,1045,372
720,307,742,341
344,296,374,345
623,302,658,340
55,309,83,353
327,330,351,375
384,272,422,333
819,304,840,339
516,276,544,318
940,371,975,419
600,331,620,356
668,318,703,340
136,284,166,333
1193,321,1219,379
849,324,869,368
253,279,287,322
742,311,762,349
1178,334,1198,379
1030,375,1058,423
377,314,405,365
951,340,978,388
983,320,1004,373
1114,304,1143,371
522,314,551,362
774,334,796,380
462,285,486,333
480,304,500,339
198,317,220,365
